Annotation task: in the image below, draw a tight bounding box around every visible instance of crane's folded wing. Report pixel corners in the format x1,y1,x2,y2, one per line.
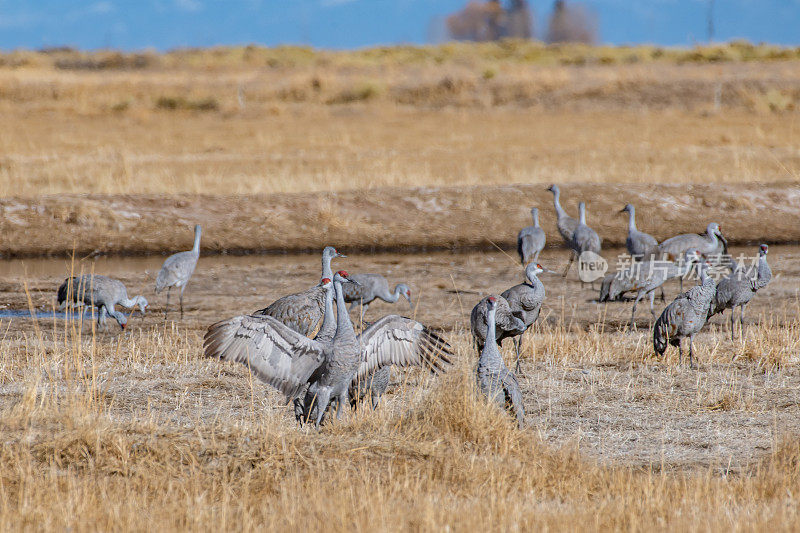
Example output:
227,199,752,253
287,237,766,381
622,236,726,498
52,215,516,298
204,314,327,401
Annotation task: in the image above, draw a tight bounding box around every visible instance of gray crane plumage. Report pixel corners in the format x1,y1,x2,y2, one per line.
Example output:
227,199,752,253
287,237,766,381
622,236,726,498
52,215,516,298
470,295,526,353
206,272,453,428
657,223,728,262
517,207,546,266
57,274,148,330
500,263,550,372
476,296,525,428
653,261,716,369
546,184,579,275
621,204,658,260
569,202,602,284
629,249,701,328
155,224,201,319
708,244,771,341
205,272,359,428
253,246,344,336
342,273,412,319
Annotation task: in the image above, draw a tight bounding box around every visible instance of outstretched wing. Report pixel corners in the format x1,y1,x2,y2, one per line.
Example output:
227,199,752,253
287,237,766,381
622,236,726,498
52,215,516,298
355,315,453,381
204,314,327,402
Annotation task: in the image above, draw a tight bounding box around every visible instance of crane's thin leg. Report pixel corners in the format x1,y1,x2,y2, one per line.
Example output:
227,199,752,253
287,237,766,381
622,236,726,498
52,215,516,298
179,286,185,320
648,291,656,322
659,287,666,303
348,302,357,313
688,335,697,369
513,335,522,374
630,291,643,330
98,305,108,330
740,303,748,341
679,277,684,293
360,304,369,321
730,308,736,342
678,340,683,366
562,252,575,278
165,287,171,320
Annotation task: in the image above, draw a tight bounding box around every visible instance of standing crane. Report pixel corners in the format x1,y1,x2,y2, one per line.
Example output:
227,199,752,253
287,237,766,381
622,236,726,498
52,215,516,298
500,262,553,372
620,203,658,260
254,246,345,336
341,273,412,319
471,295,526,352
657,222,727,291
546,184,578,275
517,207,546,266
570,202,602,285
57,274,148,330
155,224,201,320
653,260,716,369
708,243,772,341
476,296,525,428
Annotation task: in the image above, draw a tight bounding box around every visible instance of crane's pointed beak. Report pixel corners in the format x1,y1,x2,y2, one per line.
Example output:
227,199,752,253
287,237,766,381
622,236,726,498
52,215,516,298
347,278,360,286
337,253,347,259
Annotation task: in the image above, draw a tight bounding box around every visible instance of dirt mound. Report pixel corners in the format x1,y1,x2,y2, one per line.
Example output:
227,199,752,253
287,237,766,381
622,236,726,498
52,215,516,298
1,182,797,258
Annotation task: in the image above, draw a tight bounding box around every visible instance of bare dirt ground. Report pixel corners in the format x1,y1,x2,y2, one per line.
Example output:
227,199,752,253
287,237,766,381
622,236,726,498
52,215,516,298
2,181,800,258
3,244,798,471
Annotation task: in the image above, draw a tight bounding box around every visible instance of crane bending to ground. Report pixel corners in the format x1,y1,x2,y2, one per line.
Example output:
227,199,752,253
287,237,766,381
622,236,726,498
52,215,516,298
500,262,553,372
477,296,525,428
653,260,716,369
155,224,201,320
57,274,148,330
341,273,412,320
254,246,345,336
708,244,772,341
517,207,546,266
657,222,727,291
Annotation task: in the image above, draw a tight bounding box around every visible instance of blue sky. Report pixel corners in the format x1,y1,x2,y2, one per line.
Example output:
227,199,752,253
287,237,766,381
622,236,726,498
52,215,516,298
0,0,798,51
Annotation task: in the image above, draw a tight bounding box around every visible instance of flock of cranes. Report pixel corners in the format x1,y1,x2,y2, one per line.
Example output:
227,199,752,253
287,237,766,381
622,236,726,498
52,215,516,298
51,183,776,429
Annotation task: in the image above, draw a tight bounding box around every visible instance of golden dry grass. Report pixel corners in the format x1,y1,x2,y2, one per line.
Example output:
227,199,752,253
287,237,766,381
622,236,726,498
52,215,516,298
0,44,799,197
1,305,799,530
1,247,800,530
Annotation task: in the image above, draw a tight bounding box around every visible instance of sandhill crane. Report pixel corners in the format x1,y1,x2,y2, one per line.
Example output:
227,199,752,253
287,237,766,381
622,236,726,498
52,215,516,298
254,246,345,336
629,249,701,329
500,262,553,372
477,296,525,428
569,202,602,285
657,222,728,291
155,224,201,319
471,295,525,352
517,207,546,266
546,184,578,274
342,273,411,319
621,204,658,260
653,260,716,369
708,244,772,341
57,274,148,330
205,271,453,428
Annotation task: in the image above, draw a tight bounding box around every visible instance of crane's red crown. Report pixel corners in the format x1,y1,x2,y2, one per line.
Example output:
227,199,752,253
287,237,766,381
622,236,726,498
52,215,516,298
337,270,349,277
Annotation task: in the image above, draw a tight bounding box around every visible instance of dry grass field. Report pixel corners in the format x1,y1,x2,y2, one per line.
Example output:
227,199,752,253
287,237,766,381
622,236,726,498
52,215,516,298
1,43,800,530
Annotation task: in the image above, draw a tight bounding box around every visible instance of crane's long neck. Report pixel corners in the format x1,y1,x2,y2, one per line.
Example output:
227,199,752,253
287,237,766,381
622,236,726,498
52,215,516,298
552,190,566,219
192,228,201,255
334,281,355,338
322,254,333,280
627,208,637,232
119,296,137,309
532,210,540,228
579,206,586,225
706,229,718,248
381,285,402,303
755,252,772,289
480,307,502,365
317,284,336,341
